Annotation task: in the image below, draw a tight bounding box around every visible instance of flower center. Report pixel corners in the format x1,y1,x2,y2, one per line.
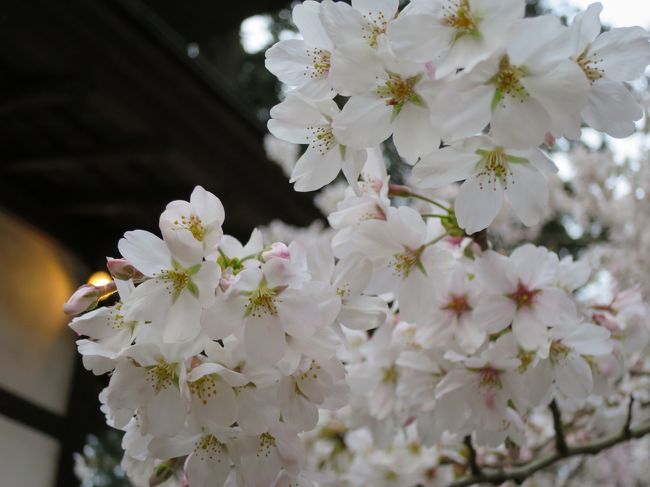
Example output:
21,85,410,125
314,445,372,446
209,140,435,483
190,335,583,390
576,50,604,83
361,11,389,48
307,125,336,155
306,48,331,79
299,361,322,381
507,281,542,309
258,432,276,457
490,55,529,105
381,364,399,384
390,247,424,279
442,0,479,38
194,434,227,460
475,147,515,190
174,214,205,241
549,340,571,365
478,365,502,388
376,73,423,117
146,361,177,393
159,269,191,297
189,375,218,405
443,293,473,318
245,287,279,318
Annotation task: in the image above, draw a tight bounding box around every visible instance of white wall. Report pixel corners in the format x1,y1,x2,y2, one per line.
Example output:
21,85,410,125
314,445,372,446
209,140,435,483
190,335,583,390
0,210,85,487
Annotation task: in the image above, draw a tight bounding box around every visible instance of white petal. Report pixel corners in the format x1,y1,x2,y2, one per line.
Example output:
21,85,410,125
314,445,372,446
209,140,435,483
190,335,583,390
412,146,478,189
118,230,171,277
455,175,504,234
591,26,650,82
566,3,603,55
504,163,548,227
186,439,230,487
163,291,202,343
333,96,393,149
392,103,441,164
329,41,383,95
388,12,453,64
265,39,319,87
244,319,287,365
473,298,516,333
522,60,589,140
352,0,398,17
582,78,643,138
555,354,593,399
491,95,551,149
292,1,333,49
333,253,373,296
512,310,548,351
291,146,343,192
277,289,319,339
339,295,387,330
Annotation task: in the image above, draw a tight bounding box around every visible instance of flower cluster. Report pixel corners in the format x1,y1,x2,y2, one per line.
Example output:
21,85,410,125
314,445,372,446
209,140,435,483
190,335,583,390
66,1,650,486
67,186,388,486
266,0,650,233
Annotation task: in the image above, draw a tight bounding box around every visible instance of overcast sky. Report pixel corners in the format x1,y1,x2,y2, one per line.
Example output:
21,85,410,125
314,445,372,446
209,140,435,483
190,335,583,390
545,0,650,28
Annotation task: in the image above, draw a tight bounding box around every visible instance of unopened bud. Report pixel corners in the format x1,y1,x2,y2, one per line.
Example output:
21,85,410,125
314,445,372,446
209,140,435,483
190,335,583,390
63,281,117,316
544,132,555,147
149,459,176,486
106,257,143,281
262,242,290,261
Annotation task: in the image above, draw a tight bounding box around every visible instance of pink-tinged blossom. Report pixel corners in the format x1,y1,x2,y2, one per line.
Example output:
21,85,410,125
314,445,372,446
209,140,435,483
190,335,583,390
473,244,578,353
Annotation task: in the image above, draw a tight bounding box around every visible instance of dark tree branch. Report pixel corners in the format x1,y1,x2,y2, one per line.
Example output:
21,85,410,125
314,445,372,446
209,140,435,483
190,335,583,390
464,435,481,477
448,415,650,487
549,400,569,456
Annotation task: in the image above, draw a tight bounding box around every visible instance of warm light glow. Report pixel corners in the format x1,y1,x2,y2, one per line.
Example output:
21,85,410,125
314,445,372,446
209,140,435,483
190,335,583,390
88,271,112,287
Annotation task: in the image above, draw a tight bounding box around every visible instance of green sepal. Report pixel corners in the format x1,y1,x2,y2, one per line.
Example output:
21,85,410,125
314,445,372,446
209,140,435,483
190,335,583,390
491,89,503,110
186,280,199,298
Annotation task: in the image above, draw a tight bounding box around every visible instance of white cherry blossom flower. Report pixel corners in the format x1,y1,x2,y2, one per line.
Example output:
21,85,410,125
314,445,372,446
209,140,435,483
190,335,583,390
268,94,367,191
352,205,450,322
437,16,590,148
473,244,578,353
412,136,558,233
330,45,442,163
265,1,336,100
388,0,525,78
567,3,650,137
159,185,225,263
118,230,220,343
319,0,399,50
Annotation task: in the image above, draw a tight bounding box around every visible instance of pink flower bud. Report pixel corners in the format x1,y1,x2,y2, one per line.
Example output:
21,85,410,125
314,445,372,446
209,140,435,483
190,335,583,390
63,284,99,316
262,242,291,261
544,132,555,147
106,257,143,280
63,281,117,316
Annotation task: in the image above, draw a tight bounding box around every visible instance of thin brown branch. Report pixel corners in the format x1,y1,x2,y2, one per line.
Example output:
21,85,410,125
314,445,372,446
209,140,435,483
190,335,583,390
550,400,569,455
447,418,650,487
464,435,481,477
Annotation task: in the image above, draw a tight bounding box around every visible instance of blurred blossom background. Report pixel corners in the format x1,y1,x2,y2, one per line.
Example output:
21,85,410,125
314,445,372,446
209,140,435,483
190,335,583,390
0,0,649,486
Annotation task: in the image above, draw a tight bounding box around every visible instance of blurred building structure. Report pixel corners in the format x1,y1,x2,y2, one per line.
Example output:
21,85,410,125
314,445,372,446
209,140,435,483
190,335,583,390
0,1,313,485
